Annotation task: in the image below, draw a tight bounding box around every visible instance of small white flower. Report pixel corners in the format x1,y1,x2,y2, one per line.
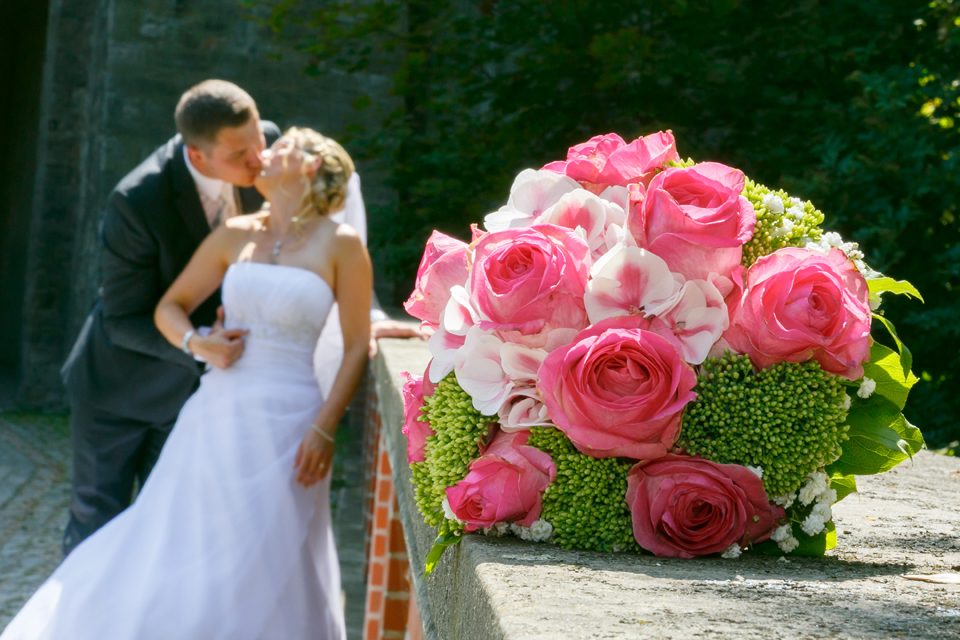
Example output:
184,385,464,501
840,393,852,411
774,492,797,509
786,205,805,220
771,218,795,238
798,471,829,506
721,543,743,559
771,524,799,553
771,524,792,542
804,239,830,255
441,497,462,523
801,513,827,536
818,488,838,506
811,502,833,523
840,242,864,261
789,197,805,208
747,466,764,479
762,193,785,214
822,231,844,248
510,523,535,541
857,377,876,399
528,519,554,542
482,522,510,537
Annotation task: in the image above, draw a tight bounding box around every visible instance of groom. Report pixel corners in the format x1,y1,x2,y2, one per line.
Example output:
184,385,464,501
60,80,281,556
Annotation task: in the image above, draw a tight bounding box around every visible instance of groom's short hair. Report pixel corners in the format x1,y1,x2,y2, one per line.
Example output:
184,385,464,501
175,80,258,149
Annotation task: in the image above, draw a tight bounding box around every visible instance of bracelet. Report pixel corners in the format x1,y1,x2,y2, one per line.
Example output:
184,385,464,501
181,329,197,356
310,424,336,444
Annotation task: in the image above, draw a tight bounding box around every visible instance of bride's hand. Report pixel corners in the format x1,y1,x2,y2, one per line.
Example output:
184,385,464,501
189,327,249,370
294,427,336,487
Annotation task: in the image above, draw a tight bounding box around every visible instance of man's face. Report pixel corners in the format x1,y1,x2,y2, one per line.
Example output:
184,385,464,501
187,114,266,187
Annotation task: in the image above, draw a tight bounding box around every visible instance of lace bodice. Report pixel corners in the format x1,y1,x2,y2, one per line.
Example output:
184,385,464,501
222,262,335,351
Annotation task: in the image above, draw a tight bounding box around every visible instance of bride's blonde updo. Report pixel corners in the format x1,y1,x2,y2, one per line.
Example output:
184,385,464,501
285,127,355,219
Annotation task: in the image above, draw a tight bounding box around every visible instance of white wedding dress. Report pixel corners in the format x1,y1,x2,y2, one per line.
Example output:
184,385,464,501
1,261,346,640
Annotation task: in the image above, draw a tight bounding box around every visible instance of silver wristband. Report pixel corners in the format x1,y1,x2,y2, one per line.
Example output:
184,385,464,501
181,329,197,355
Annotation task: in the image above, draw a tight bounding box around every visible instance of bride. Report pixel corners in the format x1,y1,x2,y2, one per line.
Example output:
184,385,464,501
1,128,370,640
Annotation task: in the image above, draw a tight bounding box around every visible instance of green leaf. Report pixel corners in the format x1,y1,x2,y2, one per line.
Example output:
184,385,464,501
867,277,924,302
861,343,919,410
829,472,858,503
423,529,463,577
872,313,913,377
829,395,925,476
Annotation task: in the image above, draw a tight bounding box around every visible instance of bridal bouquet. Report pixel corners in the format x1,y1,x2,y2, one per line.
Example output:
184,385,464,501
400,132,924,573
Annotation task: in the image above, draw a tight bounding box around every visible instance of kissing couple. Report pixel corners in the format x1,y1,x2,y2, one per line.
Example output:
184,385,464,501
2,80,421,639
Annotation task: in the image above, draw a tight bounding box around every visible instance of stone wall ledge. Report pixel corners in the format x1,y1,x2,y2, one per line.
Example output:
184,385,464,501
373,337,960,640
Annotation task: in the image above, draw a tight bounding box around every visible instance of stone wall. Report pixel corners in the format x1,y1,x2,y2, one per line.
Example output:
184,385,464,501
16,0,397,408
371,336,960,640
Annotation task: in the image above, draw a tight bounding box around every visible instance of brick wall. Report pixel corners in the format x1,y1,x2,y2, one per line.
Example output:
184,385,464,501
361,382,422,640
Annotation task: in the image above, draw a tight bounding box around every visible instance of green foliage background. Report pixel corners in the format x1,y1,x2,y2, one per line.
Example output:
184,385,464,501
245,0,959,445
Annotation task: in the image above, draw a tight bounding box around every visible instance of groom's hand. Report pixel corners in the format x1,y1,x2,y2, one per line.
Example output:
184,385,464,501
189,327,249,370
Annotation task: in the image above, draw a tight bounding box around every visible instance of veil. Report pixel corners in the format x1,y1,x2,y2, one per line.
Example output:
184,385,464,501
313,172,366,400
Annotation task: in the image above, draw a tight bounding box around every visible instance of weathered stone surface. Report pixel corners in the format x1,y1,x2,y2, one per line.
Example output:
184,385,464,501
0,415,72,629
375,337,960,640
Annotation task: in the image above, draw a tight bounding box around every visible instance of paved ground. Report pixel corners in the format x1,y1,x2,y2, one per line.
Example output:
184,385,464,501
0,408,369,637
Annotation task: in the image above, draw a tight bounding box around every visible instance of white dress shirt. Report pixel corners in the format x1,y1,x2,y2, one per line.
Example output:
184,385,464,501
183,146,237,229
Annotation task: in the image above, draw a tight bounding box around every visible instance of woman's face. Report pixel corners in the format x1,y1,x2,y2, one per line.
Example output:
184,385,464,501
254,136,318,195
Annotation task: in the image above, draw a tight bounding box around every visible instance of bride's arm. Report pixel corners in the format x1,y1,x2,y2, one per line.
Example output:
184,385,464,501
154,228,249,370
296,227,372,488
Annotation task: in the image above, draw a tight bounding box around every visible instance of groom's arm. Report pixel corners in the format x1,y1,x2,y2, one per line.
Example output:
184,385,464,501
99,189,199,372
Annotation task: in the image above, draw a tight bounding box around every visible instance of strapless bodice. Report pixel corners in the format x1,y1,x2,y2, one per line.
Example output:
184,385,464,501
222,262,335,356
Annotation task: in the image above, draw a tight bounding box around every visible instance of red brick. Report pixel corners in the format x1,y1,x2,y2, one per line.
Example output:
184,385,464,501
383,597,409,632
373,533,387,558
365,618,380,640
377,479,392,503
388,520,405,552
379,451,391,475
375,506,389,530
387,559,410,593
367,588,383,614
370,561,385,587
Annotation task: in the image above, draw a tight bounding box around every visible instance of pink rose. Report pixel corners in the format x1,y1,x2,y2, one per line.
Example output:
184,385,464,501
543,132,679,192
631,162,756,281
626,455,784,558
536,316,697,459
404,231,469,329
724,247,872,379
469,224,591,350
401,371,434,464
445,430,556,531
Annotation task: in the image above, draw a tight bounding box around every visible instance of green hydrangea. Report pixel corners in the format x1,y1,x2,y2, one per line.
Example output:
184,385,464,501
664,157,698,169
740,179,824,266
527,427,639,553
411,374,493,535
678,353,850,498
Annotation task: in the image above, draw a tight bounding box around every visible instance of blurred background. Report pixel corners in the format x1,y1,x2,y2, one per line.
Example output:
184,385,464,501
0,0,957,447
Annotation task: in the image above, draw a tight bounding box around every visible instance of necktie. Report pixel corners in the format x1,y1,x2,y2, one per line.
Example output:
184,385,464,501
211,184,237,229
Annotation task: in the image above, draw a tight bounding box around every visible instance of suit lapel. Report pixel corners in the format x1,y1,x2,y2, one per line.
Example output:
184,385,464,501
170,139,211,246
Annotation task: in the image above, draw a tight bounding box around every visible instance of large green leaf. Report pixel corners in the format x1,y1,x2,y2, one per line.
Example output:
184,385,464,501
423,529,463,577
828,395,925,476
861,343,919,410
867,277,924,302
829,472,858,503
872,314,913,377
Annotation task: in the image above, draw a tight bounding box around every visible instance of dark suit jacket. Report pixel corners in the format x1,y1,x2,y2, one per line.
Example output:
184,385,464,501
62,123,282,423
